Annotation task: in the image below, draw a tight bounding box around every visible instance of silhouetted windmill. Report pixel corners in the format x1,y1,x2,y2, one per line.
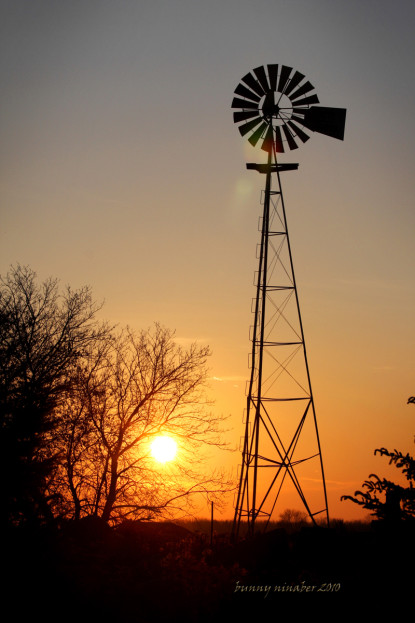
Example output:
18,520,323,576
231,64,346,540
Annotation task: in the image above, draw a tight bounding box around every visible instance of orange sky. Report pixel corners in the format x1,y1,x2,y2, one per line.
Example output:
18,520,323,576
1,1,414,523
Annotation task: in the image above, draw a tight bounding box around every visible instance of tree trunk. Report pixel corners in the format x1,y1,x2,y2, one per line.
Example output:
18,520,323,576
101,452,119,522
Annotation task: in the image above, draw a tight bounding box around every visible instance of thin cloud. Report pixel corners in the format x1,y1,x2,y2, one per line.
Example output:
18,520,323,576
210,375,246,382
174,336,211,346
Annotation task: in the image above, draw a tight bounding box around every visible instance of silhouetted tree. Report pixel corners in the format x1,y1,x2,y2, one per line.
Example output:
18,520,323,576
0,265,108,525
46,324,231,523
341,397,415,522
279,508,308,524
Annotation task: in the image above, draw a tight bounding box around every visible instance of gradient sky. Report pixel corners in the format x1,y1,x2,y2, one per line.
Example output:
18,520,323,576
1,0,415,521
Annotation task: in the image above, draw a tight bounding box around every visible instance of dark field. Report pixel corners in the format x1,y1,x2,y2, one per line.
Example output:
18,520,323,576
4,517,413,621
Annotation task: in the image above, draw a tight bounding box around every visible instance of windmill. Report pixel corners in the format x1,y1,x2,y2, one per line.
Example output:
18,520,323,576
231,64,346,540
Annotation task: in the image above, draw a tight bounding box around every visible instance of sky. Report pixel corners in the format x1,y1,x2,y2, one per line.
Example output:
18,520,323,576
1,0,415,522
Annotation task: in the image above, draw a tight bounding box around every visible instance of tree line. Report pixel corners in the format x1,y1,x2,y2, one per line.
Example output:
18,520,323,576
0,265,230,527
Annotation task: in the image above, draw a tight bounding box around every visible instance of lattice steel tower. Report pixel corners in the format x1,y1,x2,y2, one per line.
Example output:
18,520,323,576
231,64,346,540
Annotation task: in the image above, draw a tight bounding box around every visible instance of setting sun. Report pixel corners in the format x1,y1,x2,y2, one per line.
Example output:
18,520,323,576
150,436,178,463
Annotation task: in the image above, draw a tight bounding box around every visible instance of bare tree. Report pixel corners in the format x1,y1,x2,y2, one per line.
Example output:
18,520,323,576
48,324,231,523
0,265,109,525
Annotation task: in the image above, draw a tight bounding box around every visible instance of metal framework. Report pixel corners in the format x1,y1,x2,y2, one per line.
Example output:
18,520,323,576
230,64,345,540
232,147,329,540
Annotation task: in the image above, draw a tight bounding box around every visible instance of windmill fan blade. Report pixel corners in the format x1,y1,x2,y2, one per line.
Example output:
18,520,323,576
289,80,315,101
233,110,261,123
253,66,270,93
273,126,284,153
292,107,308,117
238,116,263,137
302,106,346,140
282,125,298,150
290,94,320,107
267,64,279,91
278,65,292,93
288,120,310,143
234,83,261,102
284,71,305,96
291,114,307,125
231,97,258,110
248,121,268,147
261,125,274,153
242,72,265,97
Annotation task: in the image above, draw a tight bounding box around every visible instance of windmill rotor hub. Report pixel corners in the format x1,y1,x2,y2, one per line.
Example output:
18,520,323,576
260,92,293,126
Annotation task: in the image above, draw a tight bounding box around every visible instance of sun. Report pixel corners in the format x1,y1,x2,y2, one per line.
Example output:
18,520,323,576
150,436,178,463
